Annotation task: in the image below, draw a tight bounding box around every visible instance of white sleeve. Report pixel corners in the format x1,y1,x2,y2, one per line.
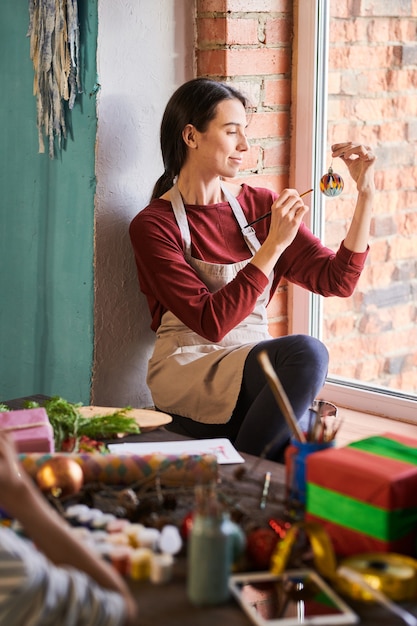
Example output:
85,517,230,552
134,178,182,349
0,527,127,626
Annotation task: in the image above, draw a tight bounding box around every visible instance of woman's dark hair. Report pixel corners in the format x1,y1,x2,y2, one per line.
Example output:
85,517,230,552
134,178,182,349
151,77,249,200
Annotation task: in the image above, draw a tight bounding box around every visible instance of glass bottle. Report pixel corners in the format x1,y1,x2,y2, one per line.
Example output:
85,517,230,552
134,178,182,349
187,484,235,606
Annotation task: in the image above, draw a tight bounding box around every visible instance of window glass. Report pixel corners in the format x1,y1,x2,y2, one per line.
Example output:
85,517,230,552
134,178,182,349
320,1,417,401
293,1,417,419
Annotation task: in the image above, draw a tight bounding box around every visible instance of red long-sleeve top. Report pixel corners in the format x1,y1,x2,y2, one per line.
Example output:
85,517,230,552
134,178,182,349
129,184,368,342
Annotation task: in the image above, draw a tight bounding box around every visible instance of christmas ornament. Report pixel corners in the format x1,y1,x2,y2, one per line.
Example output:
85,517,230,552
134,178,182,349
320,165,344,197
180,511,194,540
36,456,84,498
246,527,279,570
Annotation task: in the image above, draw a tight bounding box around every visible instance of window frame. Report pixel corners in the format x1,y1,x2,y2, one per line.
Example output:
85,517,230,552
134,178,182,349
290,0,417,423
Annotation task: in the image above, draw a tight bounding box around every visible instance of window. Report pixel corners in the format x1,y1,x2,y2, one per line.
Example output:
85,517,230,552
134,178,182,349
291,0,417,422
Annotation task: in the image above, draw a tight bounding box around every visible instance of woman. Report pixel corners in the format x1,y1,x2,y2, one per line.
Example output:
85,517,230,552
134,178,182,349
129,77,375,461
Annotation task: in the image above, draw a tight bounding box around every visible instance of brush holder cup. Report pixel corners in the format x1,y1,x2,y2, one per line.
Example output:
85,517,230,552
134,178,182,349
285,438,336,510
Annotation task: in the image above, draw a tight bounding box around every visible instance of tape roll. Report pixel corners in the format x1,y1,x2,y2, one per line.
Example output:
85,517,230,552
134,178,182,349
336,553,417,602
269,521,417,603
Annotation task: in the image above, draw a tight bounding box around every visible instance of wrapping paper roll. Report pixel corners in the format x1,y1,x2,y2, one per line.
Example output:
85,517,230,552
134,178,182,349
19,452,218,487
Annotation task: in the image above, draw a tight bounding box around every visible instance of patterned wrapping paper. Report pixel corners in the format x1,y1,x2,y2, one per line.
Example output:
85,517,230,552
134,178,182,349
19,452,218,487
305,432,417,557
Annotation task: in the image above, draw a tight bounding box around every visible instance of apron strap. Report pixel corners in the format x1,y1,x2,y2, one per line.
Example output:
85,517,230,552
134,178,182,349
220,181,261,255
170,183,192,258
170,181,263,258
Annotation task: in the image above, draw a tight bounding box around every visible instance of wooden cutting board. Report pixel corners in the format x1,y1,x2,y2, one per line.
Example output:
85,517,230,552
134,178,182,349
77,406,172,432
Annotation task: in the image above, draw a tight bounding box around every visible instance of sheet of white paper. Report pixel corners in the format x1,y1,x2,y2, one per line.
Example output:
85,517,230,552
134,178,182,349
108,438,245,465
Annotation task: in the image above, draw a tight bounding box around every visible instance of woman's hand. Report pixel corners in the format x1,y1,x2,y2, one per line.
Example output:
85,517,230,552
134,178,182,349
0,431,25,490
0,431,31,515
268,188,309,250
331,142,376,193
332,142,376,253
251,189,309,278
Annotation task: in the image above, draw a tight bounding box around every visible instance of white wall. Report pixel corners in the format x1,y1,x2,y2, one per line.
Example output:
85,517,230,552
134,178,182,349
93,0,195,407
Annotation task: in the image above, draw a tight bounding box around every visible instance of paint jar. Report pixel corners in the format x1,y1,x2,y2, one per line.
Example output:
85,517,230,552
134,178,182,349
187,484,235,606
285,438,335,507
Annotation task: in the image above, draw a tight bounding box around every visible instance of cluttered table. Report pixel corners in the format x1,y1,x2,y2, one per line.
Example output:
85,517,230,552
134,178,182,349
120,427,417,626
3,396,417,626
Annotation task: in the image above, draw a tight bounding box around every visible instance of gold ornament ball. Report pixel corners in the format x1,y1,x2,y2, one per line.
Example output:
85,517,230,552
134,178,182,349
36,457,84,498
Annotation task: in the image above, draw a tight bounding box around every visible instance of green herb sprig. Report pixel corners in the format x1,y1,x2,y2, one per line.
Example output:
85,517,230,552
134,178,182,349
26,396,140,451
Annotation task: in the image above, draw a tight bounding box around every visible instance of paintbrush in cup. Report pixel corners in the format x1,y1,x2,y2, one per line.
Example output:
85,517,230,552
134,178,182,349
257,350,306,443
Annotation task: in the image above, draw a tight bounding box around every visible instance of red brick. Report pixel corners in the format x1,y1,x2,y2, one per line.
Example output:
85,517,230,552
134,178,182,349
198,17,226,44
329,45,401,70
263,141,290,168
264,18,293,45
362,261,397,288
197,48,290,77
367,239,390,263
246,111,290,139
198,17,259,46
352,0,412,17
396,211,417,236
237,172,288,193
263,78,291,106
329,17,369,43
266,289,287,318
222,0,290,11
331,0,353,19
197,0,227,12
240,143,261,170
354,358,384,382
323,314,356,337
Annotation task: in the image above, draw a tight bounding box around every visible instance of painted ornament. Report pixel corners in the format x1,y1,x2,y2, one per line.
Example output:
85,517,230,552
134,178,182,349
320,166,344,197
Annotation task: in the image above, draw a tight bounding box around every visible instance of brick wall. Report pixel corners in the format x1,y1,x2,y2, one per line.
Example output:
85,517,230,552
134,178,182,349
195,0,417,394
323,1,417,393
196,0,293,336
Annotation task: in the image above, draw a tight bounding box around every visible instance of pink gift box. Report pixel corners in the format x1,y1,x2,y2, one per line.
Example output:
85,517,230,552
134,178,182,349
0,408,55,453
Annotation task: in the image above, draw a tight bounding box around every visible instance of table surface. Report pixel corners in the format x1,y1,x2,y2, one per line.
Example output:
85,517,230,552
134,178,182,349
123,427,417,626
4,396,417,624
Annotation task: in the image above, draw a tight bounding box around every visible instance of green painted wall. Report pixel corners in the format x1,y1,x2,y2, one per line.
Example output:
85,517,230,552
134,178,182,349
0,1,98,404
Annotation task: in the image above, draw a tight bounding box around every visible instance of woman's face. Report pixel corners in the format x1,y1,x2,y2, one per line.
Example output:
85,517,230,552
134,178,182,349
191,98,249,179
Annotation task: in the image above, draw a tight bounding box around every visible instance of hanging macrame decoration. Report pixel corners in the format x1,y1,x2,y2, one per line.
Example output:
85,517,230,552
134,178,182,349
28,0,81,158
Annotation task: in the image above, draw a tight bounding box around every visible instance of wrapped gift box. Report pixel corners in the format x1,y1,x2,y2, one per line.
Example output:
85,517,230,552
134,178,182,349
0,408,55,453
305,432,417,557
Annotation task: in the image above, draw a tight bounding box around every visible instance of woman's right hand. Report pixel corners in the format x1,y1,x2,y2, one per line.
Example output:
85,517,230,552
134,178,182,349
250,189,309,278
267,188,309,251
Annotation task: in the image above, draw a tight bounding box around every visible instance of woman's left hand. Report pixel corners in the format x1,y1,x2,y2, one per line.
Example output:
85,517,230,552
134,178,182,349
331,142,376,193
0,431,29,512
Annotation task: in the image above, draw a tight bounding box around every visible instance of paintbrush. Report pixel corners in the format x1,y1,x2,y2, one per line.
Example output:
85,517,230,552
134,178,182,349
257,350,306,443
245,188,314,228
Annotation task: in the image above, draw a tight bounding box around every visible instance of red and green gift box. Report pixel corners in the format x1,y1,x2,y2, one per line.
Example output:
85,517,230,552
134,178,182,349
305,432,417,557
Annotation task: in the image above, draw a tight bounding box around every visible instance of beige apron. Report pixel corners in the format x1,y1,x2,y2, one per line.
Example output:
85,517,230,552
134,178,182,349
147,182,273,423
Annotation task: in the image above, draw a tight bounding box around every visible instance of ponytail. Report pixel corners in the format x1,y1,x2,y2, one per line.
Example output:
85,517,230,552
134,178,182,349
151,171,175,201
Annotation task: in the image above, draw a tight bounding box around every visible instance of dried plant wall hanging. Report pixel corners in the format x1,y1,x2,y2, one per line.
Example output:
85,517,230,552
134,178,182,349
28,0,81,158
